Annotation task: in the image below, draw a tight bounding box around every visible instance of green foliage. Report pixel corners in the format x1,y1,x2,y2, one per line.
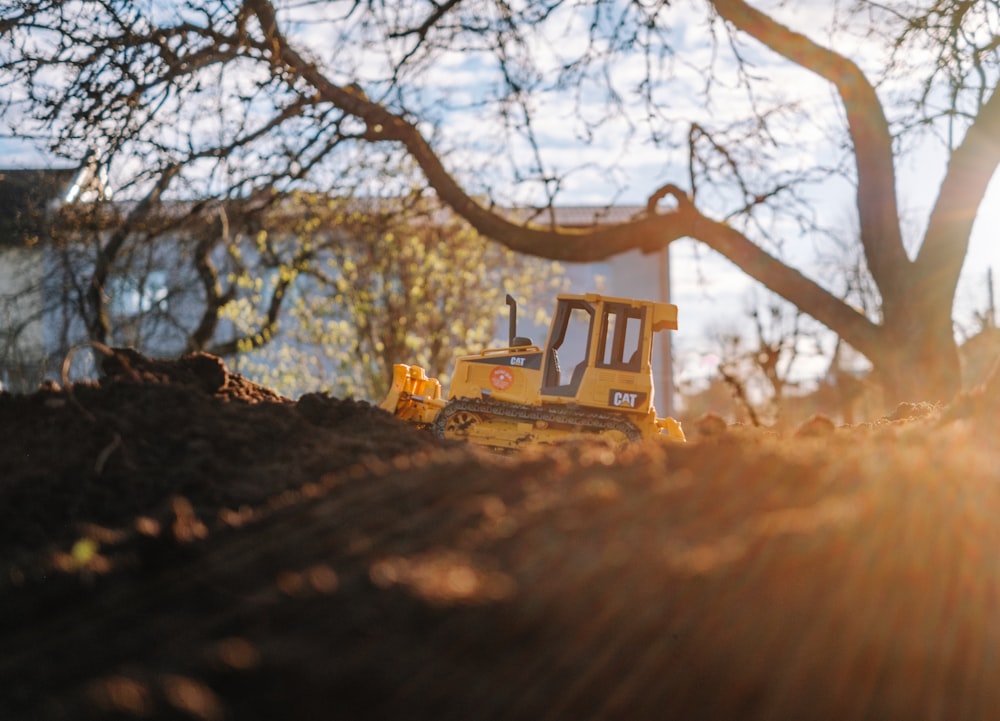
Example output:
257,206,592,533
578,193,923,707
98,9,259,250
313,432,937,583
232,193,566,401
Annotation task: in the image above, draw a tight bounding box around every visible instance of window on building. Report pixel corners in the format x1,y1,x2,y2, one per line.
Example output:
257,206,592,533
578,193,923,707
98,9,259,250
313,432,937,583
109,270,169,316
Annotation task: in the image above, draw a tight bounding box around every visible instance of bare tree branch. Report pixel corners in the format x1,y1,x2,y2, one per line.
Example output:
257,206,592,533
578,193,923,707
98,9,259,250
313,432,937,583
917,79,1000,296
86,163,182,344
710,0,910,312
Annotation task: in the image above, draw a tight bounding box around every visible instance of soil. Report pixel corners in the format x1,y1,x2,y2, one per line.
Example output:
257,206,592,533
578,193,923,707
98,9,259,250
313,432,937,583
2,348,1000,721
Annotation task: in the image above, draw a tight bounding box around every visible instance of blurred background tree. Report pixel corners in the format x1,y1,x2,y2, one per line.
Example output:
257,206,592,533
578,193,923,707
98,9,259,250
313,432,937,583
227,189,566,400
678,290,823,427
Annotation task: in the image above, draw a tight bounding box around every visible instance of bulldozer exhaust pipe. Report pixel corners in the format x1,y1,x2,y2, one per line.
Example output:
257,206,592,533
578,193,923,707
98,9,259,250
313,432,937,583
506,294,517,347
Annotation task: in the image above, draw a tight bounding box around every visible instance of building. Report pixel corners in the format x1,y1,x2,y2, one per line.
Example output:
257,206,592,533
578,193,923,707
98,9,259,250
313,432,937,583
0,168,76,388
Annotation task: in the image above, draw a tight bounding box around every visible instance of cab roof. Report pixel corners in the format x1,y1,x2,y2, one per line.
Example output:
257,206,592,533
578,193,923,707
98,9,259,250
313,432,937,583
556,292,678,331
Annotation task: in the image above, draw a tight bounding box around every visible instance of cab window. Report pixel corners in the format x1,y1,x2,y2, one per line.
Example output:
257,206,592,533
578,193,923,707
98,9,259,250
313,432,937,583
596,304,644,371
543,299,594,393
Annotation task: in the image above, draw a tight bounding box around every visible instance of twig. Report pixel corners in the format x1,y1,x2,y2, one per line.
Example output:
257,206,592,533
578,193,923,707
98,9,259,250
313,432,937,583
719,365,762,427
59,341,116,423
94,433,123,474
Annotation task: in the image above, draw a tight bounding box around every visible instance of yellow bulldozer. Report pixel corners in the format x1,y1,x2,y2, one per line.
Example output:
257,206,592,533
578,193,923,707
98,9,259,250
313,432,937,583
380,292,685,450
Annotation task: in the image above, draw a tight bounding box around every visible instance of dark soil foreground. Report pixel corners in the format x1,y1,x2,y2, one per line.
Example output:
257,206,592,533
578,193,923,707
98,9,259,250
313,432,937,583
3,349,1000,721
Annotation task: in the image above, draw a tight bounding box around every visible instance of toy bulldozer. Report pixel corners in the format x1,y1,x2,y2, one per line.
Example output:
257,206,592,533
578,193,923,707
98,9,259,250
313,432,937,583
381,292,685,450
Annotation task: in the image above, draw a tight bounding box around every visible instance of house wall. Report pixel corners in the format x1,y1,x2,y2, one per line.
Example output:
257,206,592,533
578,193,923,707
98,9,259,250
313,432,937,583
0,245,47,388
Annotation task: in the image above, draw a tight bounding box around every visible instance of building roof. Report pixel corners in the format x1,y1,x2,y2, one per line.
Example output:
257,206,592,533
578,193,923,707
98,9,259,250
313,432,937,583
0,167,651,249
0,168,76,247
500,205,646,228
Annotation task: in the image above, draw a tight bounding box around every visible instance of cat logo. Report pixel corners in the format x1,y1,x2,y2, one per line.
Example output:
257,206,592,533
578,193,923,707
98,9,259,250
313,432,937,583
608,390,647,408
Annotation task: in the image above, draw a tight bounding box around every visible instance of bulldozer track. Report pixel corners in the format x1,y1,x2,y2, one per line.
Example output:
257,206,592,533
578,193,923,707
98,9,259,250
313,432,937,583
432,397,641,447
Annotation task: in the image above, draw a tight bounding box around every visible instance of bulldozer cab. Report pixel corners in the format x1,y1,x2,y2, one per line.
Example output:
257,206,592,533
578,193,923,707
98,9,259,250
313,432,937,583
541,293,677,414
541,297,595,396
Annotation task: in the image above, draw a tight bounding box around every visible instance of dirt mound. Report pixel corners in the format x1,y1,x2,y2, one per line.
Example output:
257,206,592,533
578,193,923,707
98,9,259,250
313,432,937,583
0,348,444,570
2,350,1000,721
99,347,287,402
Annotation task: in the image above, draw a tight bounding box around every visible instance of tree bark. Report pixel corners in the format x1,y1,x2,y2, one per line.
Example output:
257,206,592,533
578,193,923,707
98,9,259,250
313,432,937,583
916,82,1000,312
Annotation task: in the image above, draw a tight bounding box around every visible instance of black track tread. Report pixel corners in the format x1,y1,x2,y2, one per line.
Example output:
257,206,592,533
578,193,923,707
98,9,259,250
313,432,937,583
432,397,641,445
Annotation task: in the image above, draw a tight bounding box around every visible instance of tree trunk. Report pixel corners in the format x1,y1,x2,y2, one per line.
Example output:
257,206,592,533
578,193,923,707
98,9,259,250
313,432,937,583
876,298,961,405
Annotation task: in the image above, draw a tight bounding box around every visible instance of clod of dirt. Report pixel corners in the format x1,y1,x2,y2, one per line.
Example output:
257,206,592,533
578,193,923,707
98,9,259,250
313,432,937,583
101,347,287,402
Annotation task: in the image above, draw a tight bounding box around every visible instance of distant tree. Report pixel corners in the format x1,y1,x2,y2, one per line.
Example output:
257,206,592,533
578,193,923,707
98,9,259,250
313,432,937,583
954,267,1000,390
675,375,745,427
231,191,566,400
3,0,999,403
709,291,822,426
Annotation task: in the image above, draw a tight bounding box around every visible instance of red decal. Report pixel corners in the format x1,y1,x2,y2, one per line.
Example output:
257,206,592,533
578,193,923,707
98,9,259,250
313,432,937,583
490,366,514,391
